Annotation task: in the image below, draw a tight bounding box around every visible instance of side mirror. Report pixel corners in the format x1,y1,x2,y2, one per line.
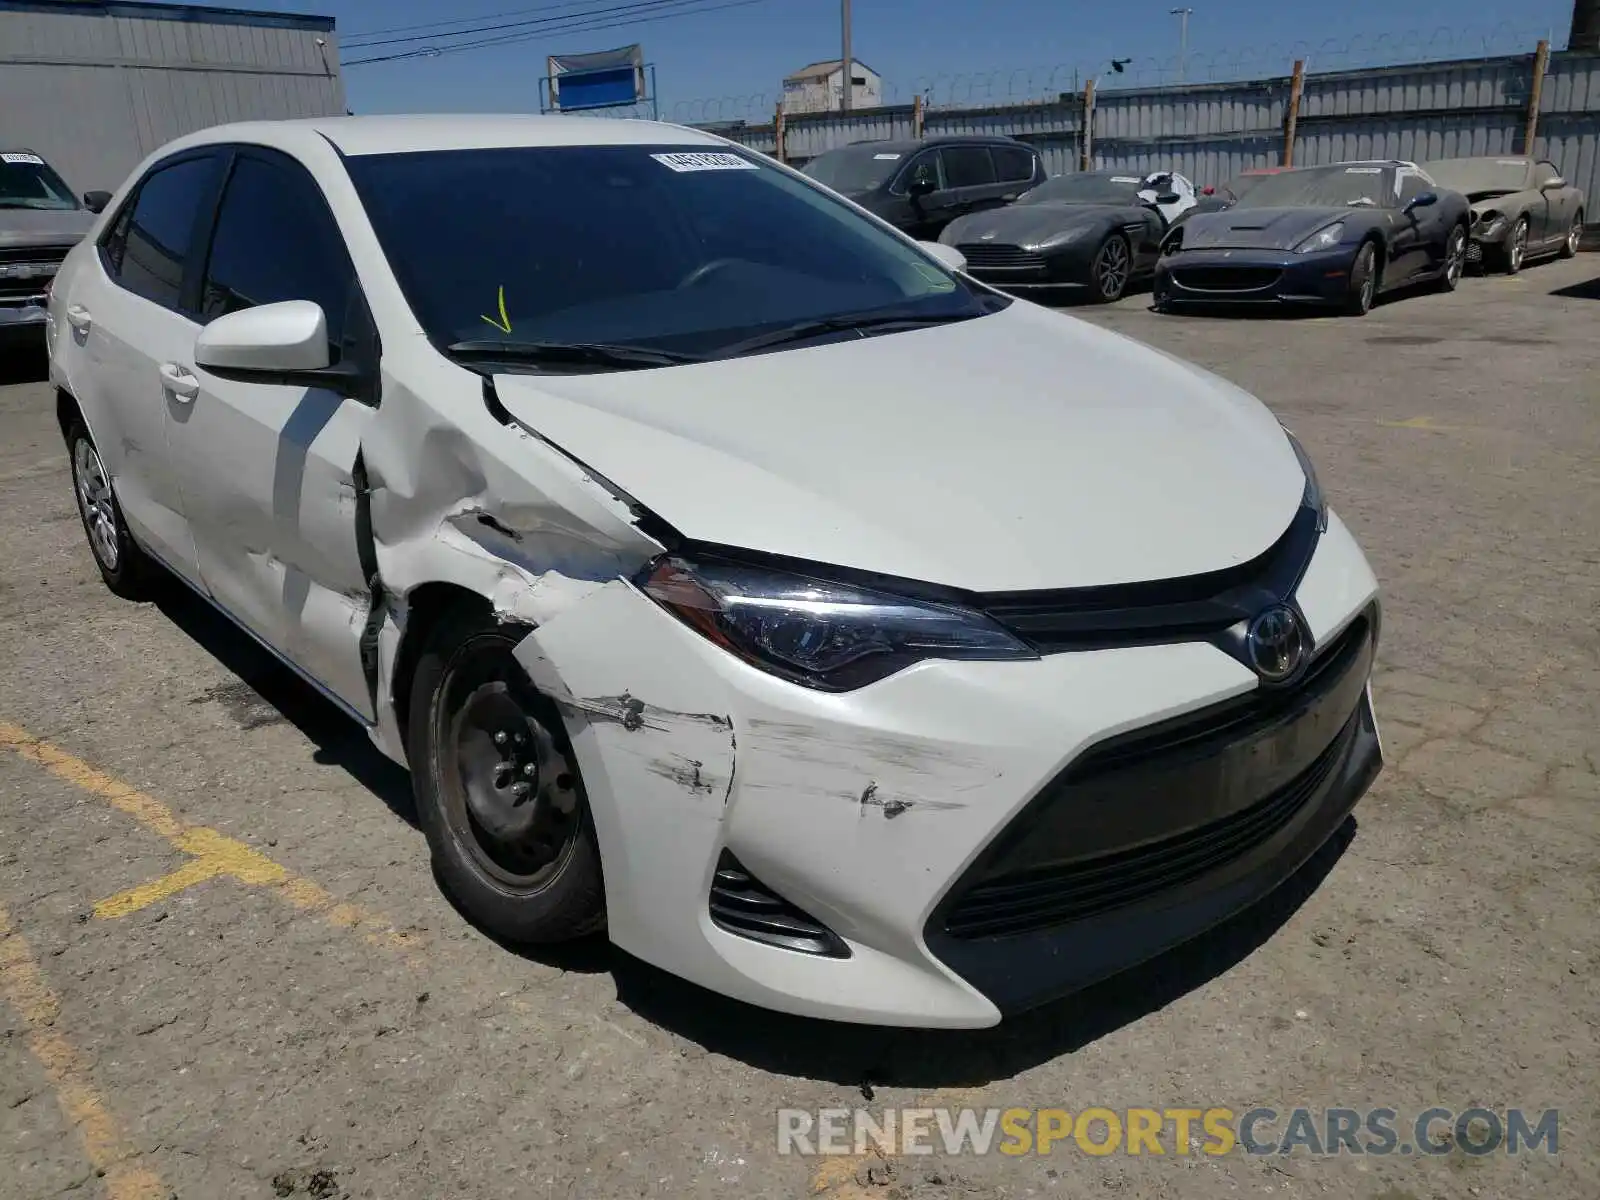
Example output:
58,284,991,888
1542,177,1566,190
907,175,937,198
1403,190,1438,214
919,241,966,273
196,300,330,374
83,190,112,213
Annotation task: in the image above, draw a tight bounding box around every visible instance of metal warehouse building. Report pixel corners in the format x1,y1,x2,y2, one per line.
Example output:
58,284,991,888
0,0,344,196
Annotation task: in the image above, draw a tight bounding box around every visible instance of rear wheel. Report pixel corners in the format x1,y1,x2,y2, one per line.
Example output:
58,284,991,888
1435,223,1467,292
1089,234,1132,304
1343,242,1378,316
65,418,157,599
409,608,604,944
1561,210,1584,259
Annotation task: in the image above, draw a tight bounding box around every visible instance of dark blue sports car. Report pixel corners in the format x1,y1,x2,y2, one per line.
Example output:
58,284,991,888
1153,161,1470,316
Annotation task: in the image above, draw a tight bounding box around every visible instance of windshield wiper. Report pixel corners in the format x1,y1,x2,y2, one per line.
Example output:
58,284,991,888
715,310,983,359
445,339,703,371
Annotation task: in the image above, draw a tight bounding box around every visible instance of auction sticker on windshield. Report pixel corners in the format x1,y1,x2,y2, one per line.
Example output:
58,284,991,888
1345,167,1383,174
651,152,758,172
1,152,45,165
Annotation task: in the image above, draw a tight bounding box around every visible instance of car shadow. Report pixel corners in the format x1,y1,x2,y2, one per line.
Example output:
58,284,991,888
604,817,1357,1087
153,581,417,826
1550,274,1600,300
0,343,50,386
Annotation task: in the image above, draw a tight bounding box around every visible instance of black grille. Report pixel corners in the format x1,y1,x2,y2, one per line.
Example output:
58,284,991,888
1172,266,1281,292
939,611,1372,940
709,852,849,957
1466,241,1483,263
944,716,1352,938
956,243,1047,269
0,245,71,267
980,502,1320,653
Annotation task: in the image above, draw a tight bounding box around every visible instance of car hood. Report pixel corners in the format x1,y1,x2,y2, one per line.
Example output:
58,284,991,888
0,207,96,250
941,203,1128,249
491,302,1306,593
1178,206,1350,252
1467,192,1527,215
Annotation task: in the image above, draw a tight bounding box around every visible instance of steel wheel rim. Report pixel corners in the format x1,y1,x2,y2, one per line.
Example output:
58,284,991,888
439,670,580,890
72,438,119,570
1446,228,1465,284
1096,239,1129,298
1511,222,1527,269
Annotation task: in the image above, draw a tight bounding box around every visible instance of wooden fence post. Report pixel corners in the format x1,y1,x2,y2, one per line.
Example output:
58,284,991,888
1080,78,1095,170
912,93,924,139
774,101,786,163
1525,39,1550,152
1283,59,1305,167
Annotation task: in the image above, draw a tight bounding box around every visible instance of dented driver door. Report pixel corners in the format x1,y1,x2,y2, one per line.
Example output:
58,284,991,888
167,149,378,723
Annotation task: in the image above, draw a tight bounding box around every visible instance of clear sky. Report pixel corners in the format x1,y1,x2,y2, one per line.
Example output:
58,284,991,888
229,0,1573,118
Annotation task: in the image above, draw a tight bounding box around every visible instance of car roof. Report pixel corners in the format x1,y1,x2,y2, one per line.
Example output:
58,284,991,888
837,135,1025,153
149,114,730,159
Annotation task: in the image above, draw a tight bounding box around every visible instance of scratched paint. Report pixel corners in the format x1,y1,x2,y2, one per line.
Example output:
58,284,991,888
0,903,166,1200
0,722,417,958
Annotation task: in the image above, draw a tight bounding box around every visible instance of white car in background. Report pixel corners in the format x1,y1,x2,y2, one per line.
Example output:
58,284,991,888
47,115,1382,1028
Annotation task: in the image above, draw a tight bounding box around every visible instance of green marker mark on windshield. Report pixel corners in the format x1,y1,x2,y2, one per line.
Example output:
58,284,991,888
481,285,513,333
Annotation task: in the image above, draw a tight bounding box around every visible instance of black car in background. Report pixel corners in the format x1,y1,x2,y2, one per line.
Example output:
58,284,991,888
800,136,1046,240
1155,161,1470,316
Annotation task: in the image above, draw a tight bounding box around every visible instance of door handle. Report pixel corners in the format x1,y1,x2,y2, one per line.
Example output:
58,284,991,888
158,361,199,401
65,304,92,333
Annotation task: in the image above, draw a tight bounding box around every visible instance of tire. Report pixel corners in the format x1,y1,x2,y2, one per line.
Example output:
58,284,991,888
1561,210,1584,259
1089,233,1132,304
1343,241,1379,316
1435,223,1467,292
409,607,605,944
1494,216,1529,275
64,417,157,600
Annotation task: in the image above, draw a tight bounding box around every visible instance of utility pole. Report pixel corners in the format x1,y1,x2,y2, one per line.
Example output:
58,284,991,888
1170,7,1192,83
840,0,853,112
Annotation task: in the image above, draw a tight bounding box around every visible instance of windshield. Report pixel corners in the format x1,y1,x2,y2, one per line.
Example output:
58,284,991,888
0,153,79,210
1016,173,1145,206
347,144,998,364
1423,158,1530,195
1232,165,1394,210
799,145,907,192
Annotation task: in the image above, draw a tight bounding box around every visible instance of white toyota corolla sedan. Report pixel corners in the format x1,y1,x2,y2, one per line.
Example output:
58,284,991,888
46,116,1382,1028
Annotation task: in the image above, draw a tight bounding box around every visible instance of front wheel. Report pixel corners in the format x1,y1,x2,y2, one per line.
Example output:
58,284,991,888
1561,211,1584,259
1494,216,1529,274
1089,234,1132,304
409,608,605,944
1435,223,1467,292
1343,242,1378,316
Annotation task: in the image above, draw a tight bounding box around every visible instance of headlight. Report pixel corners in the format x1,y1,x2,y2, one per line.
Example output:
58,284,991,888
638,556,1037,691
1478,213,1505,237
1037,226,1088,248
1283,428,1328,532
1294,222,1345,253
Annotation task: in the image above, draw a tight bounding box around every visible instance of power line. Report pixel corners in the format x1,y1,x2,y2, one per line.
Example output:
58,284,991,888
343,0,772,66
343,0,629,49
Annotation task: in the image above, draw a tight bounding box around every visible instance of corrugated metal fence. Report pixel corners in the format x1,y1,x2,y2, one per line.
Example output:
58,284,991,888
0,0,346,193
711,50,1600,211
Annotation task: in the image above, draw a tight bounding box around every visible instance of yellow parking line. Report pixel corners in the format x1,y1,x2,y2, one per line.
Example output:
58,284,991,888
0,721,418,957
0,902,165,1200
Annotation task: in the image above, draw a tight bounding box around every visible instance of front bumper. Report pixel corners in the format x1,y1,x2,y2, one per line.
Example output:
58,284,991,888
953,242,1096,290
1155,246,1356,306
0,299,49,346
514,511,1382,1027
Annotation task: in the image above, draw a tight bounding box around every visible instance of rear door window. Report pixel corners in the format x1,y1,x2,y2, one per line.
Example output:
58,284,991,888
112,154,223,312
993,146,1037,185
940,147,997,189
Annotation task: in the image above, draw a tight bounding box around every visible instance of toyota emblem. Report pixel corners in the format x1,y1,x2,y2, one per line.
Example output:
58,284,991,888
1246,605,1308,683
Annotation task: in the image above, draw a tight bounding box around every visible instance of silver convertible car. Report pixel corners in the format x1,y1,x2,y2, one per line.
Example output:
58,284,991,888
1422,156,1585,274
